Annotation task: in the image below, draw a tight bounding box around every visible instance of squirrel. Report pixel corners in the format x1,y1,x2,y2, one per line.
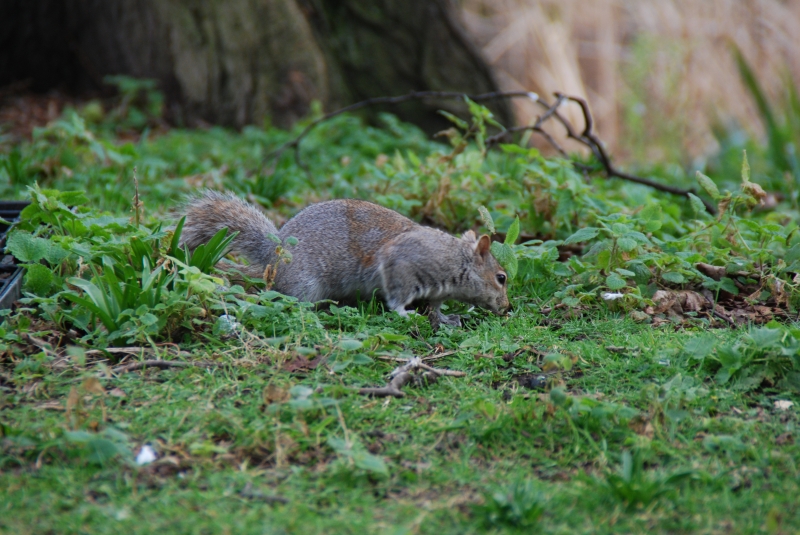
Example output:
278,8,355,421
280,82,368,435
179,190,510,327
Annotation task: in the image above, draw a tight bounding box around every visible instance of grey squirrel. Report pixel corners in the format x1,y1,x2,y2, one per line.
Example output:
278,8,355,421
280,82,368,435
179,191,510,326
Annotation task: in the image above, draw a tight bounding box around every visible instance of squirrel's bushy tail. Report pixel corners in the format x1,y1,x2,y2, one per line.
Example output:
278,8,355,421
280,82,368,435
179,190,279,269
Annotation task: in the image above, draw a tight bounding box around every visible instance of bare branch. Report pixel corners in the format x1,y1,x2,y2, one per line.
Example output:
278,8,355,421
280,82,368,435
263,90,538,169
264,89,716,214
358,356,465,397
547,93,717,215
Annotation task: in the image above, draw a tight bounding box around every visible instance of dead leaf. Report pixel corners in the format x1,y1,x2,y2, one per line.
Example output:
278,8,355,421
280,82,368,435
263,384,290,404
628,415,654,439
81,377,105,395
66,386,79,414
677,290,706,312
695,262,727,281
742,181,767,204
109,387,127,398
281,355,323,374
36,400,66,411
775,433,794,446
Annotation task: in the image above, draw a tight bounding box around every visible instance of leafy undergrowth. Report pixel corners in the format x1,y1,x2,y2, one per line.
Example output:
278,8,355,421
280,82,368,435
1,91,800,533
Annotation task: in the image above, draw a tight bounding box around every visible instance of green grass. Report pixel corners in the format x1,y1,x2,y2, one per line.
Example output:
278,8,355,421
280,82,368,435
2,94,800,533
3,313,799,533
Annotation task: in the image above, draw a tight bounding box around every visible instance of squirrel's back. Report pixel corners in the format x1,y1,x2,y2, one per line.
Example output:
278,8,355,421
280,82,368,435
275,199,417,302
179,191,510,315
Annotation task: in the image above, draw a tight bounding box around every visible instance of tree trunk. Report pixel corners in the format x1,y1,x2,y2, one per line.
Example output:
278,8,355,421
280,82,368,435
0,0,509,131
301,0,512,132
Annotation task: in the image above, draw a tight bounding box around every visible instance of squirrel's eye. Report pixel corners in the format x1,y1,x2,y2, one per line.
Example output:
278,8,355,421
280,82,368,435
496,273,507,285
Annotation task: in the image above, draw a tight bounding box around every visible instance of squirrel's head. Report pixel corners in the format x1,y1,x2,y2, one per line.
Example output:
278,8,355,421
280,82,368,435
462,231,511,315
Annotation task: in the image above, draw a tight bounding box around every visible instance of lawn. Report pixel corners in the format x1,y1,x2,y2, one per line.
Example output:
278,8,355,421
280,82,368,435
1,91,799,534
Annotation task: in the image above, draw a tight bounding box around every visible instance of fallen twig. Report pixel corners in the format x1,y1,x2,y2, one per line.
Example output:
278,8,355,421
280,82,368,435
112,360,219,375
240,482,289,505
20,333,58,357
359,371,415,398
359,356,465,398
84,345,191,357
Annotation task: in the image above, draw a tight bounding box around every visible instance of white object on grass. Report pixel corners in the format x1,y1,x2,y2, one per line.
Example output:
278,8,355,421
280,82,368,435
136,444,157,465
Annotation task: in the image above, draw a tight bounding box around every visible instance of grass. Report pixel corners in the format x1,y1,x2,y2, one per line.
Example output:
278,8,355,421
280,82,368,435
3,314,799,533
1,93,800,533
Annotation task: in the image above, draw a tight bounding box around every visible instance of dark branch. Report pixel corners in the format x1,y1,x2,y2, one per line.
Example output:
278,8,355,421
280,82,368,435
265,89,717,215
546,93,717,215
263,90,539,169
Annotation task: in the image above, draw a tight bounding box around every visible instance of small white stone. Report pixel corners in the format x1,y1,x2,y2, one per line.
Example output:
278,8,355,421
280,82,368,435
136,444,157,465
602,292,625,301
774,400,794,411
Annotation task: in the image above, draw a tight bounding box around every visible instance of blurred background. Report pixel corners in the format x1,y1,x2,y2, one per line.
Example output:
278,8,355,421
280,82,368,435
1,0,799,173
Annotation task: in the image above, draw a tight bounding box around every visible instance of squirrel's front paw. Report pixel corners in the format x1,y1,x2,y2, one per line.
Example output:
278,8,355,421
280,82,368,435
429,310,461,330
440,313,462,327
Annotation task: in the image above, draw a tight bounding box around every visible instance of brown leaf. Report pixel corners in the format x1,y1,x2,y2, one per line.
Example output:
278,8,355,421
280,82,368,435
629,415,654,439
81,377,105,395
695,262,726,281
281,355,323,374
36,400,66,411
263,384,290,404
677,290,707,312
66,386,79,414
108,387,127,398
742,181,767,204
651,290,677,314
775,432,794,446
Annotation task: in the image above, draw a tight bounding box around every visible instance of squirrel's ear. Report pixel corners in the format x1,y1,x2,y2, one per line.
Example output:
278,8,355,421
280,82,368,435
461,230,477,244
474,234,491,258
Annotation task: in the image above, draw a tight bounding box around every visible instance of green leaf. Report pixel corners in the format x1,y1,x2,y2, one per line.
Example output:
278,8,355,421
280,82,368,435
563,227,600,245
695,172,720,200
490,242,517,280
549,387,569,407
717,345,743,371
617,237,638,252
687,193,706,215
741,151,751,183
662,271,685,284
6,231,49,262
22,263,55,295
639,204,662,222
438,110,469,130
504,216,520,246
478,206,495,234
597,250,611,270
606,273,627,290
719,277,739,295
748,327,783,349
643,219,662,232
353,450,389,476
684,334,716,360
338,339,363,351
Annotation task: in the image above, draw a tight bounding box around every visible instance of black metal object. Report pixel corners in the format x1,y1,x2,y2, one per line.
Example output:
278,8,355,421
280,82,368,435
0,201,31,309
